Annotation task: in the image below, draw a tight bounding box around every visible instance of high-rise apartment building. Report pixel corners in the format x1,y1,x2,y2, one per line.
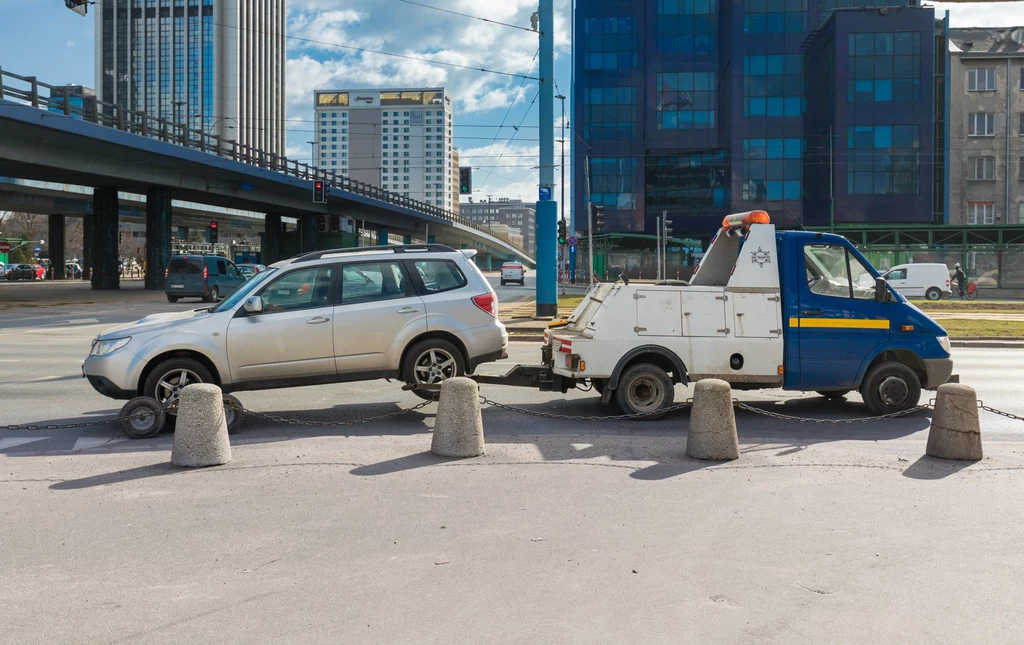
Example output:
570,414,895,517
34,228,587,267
313,89,455,210
95,0,286,156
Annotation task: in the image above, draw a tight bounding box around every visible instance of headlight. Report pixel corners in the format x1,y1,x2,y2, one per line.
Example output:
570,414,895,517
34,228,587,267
937,335,951,354
90,337,131,357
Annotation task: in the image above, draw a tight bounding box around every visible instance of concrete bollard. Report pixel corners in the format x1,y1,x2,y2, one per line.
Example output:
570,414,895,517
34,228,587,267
431,377,485,458
686,378,740,461
926,383,983,461
171,384,232,468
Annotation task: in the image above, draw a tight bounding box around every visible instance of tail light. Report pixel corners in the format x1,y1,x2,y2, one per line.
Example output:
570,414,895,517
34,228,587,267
164,267,169,279
203,265,209,284
472,293,498,317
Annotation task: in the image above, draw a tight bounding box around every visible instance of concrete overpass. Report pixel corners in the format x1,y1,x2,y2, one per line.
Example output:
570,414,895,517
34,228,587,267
0,68,533,288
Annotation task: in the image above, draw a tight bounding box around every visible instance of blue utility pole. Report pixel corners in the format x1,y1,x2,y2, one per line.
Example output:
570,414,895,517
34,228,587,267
535,0,557,318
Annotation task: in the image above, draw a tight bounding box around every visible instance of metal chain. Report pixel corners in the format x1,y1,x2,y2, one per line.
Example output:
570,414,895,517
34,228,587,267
240,400,434,427
734,402,931,424
2,406,176,432
479,396,692,421
979,404,1024,423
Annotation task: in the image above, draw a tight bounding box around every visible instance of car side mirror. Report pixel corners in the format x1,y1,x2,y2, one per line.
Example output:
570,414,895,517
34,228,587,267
243,296,263,314
874,277,888,303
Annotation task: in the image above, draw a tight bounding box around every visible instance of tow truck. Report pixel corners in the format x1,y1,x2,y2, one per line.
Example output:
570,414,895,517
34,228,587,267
471,211,955,417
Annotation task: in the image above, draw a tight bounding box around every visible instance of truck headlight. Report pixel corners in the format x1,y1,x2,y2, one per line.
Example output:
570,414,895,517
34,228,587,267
937,336,951,354
90,337,131,357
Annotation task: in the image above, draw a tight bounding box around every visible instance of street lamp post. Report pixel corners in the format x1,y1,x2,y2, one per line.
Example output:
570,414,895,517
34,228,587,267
307,140,317,169
555,93,566,293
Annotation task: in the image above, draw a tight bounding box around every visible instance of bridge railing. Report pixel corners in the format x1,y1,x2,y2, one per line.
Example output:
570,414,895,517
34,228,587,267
0,65,531,259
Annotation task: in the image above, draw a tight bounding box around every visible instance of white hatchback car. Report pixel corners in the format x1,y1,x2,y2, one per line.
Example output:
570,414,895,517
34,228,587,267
83,245,508,407
500,261,526,286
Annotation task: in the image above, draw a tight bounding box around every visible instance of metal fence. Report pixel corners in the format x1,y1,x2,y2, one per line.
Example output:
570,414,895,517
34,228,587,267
0,65,530,258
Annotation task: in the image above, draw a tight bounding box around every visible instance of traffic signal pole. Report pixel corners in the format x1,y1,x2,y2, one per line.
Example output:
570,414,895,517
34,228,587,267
535,0,557,318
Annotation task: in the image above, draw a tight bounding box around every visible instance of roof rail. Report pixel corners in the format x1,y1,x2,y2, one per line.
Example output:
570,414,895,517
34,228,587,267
290,244,457,263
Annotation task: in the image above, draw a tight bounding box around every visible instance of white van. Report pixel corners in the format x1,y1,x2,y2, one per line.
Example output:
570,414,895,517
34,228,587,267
500,261,526,286
880,263,952,301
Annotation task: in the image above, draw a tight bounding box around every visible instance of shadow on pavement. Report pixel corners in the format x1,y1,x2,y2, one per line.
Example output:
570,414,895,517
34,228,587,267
350,451,461,476
901,455,978,480
50,462,183,490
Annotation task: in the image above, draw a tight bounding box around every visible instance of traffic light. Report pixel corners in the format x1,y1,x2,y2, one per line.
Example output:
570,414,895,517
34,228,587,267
663,217,673,240
209,220,219,243
459,167,472,195
313,181,326,203
316,216,328,234
592,204,605,232
557,219,567,245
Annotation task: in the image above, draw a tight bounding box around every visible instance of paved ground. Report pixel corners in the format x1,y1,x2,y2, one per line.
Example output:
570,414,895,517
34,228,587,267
3,291,1024,643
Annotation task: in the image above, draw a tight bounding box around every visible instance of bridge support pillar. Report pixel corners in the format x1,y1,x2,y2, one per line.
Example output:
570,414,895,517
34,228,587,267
403,235,412,245
376,226,389,246
47,215,66,280
485,254,493,271
177,226,189,240
82,216,93,281
427,235,436,244
145,187,173,290
261,213,284,264
91,188,120,290
299,214,317,253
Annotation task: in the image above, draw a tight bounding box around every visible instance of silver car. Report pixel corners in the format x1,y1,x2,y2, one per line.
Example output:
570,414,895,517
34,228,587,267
83,245,508,407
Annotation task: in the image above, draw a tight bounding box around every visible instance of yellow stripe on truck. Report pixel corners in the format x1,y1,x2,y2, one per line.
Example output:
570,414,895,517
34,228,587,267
789,318,890,330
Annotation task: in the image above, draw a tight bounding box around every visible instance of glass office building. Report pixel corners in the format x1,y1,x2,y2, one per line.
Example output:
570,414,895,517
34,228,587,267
96,0,286,157
573,0,944,238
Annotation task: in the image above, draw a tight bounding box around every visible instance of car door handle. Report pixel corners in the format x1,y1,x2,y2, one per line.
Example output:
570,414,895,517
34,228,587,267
306,316,330,325
800,309,824,316
397,307,420,315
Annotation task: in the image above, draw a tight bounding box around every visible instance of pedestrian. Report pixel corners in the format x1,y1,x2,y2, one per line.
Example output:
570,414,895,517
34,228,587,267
953,263,967,299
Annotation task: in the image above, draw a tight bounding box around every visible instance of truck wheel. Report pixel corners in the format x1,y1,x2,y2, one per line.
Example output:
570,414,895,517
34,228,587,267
817,390,851,401
616,364,675,419
860,362,921,416
119,397,167,439
143,357,215,414
925,287,942,301
402,339,466,401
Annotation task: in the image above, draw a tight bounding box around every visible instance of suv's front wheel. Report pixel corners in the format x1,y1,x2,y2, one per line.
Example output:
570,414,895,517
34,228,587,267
402,339,466,401
143,357,214,414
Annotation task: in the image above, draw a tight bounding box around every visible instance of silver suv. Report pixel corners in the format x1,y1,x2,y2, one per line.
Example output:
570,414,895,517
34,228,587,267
83,245,508,407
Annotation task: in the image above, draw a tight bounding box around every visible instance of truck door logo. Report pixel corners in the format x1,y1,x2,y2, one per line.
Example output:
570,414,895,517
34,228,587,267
751,247,772,268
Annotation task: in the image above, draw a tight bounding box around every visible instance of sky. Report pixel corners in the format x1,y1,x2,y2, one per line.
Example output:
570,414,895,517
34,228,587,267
0,0,1019,207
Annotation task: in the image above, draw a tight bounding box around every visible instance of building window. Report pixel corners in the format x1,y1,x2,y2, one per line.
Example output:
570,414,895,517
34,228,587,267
967,202,995,225
744,0,805,34
657,0,717,53
583,87,638,139
968,68,997,92
742,138,803,201
646,152,727,215
848,32,921,103
968,113,996,137
744,55,803,116
1020,112,1024,136
590,157,638,210
584,17,638,70
657,72,715,129
847,125,919,195
969,156,995,181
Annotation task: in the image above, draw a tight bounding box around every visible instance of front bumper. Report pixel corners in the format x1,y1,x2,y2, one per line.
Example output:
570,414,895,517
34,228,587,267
82,349,143,400
922,358,955,389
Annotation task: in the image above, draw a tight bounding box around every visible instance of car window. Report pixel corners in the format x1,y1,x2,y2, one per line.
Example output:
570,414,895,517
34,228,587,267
168,257,202,274
341,262,407,305
415,260,467,294
258,267,334,313
216,260,227,275
888,268,907,280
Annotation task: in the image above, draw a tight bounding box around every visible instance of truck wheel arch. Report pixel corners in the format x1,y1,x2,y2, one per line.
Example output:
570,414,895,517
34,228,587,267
608,346,688,391
857,349,926,388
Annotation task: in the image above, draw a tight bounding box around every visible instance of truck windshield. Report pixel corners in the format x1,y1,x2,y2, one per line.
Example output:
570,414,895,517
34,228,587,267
804,245,876,300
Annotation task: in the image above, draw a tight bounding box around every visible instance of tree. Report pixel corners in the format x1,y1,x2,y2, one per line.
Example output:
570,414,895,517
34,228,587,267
0,210,12,237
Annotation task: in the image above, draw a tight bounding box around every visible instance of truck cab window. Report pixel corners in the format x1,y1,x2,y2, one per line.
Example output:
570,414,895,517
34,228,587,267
804,244,876,300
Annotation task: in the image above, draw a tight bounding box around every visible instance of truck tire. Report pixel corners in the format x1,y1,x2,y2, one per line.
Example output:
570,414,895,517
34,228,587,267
402,339,466,401
859,361,921,416
143,357,215,414
925,287,942,301
615,364,675,419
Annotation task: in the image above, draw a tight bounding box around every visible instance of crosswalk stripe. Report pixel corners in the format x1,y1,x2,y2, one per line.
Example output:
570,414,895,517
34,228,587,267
0,437,50,450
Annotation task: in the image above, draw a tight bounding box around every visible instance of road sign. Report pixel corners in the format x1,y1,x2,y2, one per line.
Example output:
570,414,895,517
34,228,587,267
538,186,552,201
0,242,10,253
567,235,577,248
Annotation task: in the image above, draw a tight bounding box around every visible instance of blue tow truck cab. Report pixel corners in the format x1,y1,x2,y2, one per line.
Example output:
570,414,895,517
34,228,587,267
544,211,955,417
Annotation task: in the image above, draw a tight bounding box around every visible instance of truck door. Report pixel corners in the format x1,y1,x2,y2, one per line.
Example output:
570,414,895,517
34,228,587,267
793,242,890,389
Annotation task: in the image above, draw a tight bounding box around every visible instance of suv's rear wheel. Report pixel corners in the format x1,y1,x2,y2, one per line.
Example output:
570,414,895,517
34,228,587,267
143,358,214,414
402,339,466,401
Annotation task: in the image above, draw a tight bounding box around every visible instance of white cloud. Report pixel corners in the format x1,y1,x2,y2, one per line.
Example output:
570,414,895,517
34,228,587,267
66,40,75,48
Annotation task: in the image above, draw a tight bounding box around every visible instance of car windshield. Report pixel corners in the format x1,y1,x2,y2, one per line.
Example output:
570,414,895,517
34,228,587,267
212,267,278,313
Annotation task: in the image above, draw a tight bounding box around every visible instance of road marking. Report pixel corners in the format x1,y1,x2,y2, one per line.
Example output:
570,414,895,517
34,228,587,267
65,318,100,325
73,437,129,451
28,376,64,382
0,437,50,450
0,359,21,362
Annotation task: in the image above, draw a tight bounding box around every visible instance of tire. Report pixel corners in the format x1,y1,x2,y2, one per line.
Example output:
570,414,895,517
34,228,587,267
500,280,506,286
817,390,851,401
119,397,167,439
402,339,466,401
222,394,245,434
143,357,215,414
859,361,922,416
167,294,179,303
203,286,220,303
925,287,942,301
615,363,675,419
